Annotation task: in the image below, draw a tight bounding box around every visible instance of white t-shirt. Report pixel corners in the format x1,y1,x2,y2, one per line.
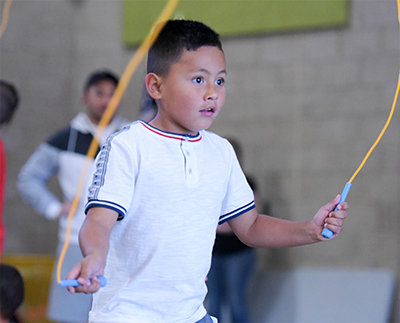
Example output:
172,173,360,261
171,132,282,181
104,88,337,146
85,121,255,323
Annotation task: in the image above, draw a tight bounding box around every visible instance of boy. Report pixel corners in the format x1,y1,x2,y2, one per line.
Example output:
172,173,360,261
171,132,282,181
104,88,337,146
66,21,348,323
18,70,129,322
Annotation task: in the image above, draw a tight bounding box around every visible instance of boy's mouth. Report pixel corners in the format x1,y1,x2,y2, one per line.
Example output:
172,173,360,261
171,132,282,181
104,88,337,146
200,107,216,116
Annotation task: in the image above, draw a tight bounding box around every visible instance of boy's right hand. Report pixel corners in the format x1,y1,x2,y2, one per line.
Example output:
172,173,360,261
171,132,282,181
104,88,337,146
66,207,117,294
66,254,104,294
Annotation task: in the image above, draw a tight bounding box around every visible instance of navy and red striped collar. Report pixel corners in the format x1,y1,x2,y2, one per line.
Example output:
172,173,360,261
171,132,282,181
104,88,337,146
139,120,202,142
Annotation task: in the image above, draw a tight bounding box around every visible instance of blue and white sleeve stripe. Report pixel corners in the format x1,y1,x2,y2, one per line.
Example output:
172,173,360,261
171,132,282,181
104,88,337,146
87,138,113,201
85,200,127,220
218,200,256,225
85,126,131,221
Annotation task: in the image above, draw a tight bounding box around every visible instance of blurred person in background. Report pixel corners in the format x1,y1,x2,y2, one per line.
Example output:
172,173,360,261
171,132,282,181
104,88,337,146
17,70,129,323
0,79,20,257
0,263,24,323
206,138,258,323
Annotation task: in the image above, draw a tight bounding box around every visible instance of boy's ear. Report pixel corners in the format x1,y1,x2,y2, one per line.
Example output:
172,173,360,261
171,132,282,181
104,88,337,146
145,73,162,100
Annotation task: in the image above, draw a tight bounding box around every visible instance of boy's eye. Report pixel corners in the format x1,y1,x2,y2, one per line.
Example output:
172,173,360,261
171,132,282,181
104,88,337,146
193,77,203,84
216,78,225,86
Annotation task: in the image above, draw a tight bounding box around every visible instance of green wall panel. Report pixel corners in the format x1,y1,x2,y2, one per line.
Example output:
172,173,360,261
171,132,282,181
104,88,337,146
123,0,350,46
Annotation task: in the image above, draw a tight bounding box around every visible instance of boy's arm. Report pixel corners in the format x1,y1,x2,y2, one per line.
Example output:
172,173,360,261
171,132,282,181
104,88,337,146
66,207,118,294
229,195,348,248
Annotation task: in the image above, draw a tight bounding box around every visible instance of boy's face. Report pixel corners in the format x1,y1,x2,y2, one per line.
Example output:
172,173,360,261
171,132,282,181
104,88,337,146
150,46,226,135
82,79,117,125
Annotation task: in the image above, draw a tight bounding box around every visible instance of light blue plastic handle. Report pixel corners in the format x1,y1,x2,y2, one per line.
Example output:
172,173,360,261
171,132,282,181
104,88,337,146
58,276,107,287
321,182,352,239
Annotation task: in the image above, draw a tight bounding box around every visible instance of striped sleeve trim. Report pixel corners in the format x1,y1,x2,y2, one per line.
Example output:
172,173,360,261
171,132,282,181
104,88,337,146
87,125,131,202
218,201,256,225
85,200,127,221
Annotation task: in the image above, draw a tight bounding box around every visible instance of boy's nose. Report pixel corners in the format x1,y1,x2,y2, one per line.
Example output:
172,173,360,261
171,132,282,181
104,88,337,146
205,85,218,101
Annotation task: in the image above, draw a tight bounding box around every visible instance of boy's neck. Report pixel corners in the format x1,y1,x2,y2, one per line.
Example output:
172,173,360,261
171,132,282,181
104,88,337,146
148,117,199,137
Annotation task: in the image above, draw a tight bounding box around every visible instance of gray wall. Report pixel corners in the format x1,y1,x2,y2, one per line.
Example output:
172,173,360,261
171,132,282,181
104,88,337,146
1,0,399,318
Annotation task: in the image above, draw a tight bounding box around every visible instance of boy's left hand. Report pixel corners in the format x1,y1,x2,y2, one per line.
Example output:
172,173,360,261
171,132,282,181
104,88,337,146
312,195,348,240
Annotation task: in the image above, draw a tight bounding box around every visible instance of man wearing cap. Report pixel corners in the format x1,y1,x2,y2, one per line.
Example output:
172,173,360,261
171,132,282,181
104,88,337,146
17,70,129,323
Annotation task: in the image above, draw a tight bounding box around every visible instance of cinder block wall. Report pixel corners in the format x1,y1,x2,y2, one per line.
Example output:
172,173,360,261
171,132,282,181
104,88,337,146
1,0,399,315
212,0,400,274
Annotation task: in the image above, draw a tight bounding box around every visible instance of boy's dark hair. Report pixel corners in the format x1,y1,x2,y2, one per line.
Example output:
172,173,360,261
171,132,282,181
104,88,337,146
0,264,24,320
0,80,19,125
83,70,119,92
147,20,223,77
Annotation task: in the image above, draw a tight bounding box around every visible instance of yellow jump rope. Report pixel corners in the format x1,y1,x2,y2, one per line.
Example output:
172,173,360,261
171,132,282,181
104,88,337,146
321,0,400,238
0,0,12,39
56,0,181,287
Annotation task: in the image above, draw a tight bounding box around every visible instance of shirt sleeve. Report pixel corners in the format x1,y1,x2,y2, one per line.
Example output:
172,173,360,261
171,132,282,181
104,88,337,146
85,128,136,220
218,142,256,224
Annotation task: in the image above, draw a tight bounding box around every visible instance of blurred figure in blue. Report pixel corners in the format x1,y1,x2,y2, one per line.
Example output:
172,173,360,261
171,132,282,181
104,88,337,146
206,137,258,323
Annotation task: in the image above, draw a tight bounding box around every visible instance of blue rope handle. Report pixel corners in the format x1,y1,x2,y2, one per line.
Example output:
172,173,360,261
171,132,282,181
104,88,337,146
321,182,352,239
58,276,107,287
